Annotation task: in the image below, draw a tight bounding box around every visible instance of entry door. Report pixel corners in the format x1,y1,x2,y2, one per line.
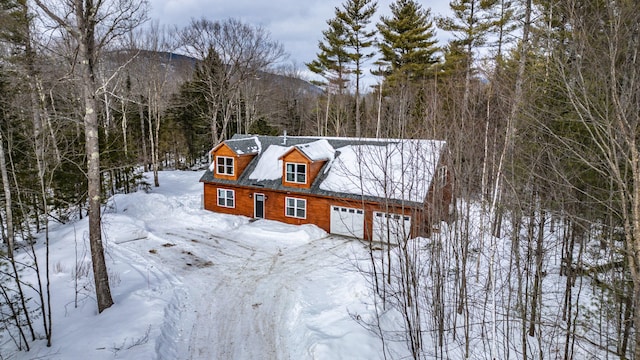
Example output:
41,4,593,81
254,193,265,218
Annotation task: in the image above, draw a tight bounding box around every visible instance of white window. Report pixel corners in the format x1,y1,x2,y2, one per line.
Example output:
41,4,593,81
285,163,306,184
285,197,306,219
217,188,235,208
216,156,234,175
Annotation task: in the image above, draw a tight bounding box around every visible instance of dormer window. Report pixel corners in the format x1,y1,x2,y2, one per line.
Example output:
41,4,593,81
216,156,234,175
285,163,306,183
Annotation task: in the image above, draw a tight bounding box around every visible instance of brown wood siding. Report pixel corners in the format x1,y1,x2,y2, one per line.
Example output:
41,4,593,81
308,160,326,186
203,182,426,240
413,154,453,237
203,183,254,218
281,149,312,189
212,144,238,181
211,144,255,181
236,154,255,176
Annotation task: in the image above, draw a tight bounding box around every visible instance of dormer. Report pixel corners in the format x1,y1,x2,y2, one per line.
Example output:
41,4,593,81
210,137,261,181
279,140,334,189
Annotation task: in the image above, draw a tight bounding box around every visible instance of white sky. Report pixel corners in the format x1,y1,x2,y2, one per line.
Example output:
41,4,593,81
148,0,453,84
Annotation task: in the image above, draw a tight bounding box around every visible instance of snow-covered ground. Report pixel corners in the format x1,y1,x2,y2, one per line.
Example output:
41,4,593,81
4,171,400,359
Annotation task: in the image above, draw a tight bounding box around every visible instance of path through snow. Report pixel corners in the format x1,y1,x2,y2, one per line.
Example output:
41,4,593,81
112,172,380,359
6,171,387,360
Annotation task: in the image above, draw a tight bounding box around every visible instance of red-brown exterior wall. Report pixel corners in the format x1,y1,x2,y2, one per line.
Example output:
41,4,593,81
203,182,428,240
210,144,255,181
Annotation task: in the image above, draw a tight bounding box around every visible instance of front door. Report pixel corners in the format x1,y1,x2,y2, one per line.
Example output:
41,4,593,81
254,193,265,218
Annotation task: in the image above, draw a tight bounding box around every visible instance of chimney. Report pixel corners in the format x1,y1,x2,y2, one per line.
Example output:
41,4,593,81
282,130,287,145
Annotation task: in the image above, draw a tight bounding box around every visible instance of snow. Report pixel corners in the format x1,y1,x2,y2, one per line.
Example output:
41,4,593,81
248,145,291,181
321,140,445,202
296,139,335,161
4,171,397,360
246,138,444,201
1,170,615,359
226,136,261,155
247,140,335,182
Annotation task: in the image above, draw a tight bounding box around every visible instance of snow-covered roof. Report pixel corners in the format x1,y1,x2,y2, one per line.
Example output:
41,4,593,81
222,136,261,155
320,141,445,202
202,135,446,204
248,145,291,181
293,139,335,161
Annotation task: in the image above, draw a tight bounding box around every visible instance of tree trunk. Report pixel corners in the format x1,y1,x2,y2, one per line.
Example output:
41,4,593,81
75,0,114,313
138,98,148,171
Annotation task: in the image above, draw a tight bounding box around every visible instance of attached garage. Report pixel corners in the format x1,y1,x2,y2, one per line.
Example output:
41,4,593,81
372,211,412,243
330,206,364,238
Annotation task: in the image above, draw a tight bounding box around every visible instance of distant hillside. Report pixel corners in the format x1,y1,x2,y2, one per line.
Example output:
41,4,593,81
116,49,322,96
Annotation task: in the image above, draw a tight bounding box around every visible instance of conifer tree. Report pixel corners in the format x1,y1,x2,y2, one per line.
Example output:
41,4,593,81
307,18,351,94
376,0,439,85
307,18,351,136
336,0,377,137
439,0,497,116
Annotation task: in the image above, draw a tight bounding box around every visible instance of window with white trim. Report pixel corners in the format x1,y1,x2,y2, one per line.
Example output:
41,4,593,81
217,188,235,208
285,162,306,183
216,156,234,175
285,197,306,219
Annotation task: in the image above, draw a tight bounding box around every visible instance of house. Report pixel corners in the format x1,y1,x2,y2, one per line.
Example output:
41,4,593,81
199,134,453,241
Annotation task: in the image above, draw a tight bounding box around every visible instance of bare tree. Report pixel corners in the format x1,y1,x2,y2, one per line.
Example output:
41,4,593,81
126,23,183,186
179,18,285,145
553,1,640,356
33,0,148,313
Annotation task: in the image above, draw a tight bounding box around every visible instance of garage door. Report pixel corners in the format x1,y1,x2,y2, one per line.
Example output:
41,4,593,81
372,211,412,243
330,206,364,238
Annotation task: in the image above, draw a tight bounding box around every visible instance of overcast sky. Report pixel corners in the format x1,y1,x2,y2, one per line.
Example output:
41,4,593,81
149,0,452,83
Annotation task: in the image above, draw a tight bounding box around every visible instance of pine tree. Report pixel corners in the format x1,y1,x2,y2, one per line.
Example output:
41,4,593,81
376,0,440,85
307,18,351,94
438,0,497,116
336,0,377,137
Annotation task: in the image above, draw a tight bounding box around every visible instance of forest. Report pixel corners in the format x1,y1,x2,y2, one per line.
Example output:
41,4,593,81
1,0,639,359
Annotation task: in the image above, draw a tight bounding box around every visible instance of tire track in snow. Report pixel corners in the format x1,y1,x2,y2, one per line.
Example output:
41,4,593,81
183,235,354,360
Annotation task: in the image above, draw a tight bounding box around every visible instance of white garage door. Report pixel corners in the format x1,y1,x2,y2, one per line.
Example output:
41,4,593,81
372,211,412,243
330,206,364,238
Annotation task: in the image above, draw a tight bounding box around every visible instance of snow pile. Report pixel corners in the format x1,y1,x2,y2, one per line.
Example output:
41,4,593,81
321,140,445,202
226,136,262,155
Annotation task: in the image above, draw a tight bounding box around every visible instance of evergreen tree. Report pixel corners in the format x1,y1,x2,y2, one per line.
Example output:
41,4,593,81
307,18,352,136
308,0,377,137
336,0,377,137
438,0,497,107
439,0,496,55
376,0,440,85
307,18,351,94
